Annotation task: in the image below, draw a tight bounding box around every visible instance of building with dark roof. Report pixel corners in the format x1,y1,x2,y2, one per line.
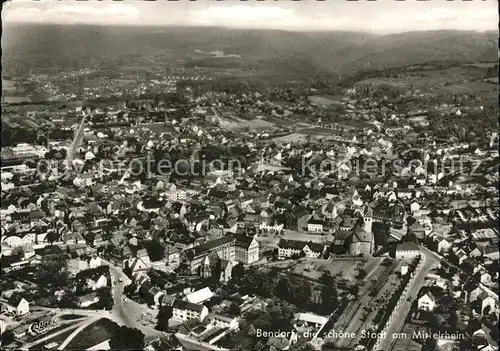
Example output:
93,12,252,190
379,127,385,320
395,241,421,261
285,205,309,231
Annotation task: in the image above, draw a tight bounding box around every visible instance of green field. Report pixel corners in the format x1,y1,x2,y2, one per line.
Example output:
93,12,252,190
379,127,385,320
64,318,119,350
292,257,382,282
309,95,343,106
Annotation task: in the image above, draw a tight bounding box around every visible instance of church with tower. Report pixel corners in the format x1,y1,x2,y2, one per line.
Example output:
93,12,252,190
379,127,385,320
348,207,375,256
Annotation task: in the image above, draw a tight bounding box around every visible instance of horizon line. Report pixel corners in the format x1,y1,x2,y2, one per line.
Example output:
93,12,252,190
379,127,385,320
3,22,497,35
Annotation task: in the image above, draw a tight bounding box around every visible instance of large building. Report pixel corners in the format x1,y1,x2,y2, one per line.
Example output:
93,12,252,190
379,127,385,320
180,234,259,275
172,299,209,322
278,239,325,259
348,207,375,256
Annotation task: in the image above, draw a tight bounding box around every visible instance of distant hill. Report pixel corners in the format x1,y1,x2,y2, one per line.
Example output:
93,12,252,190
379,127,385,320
331,30,498,74
2,24,497,81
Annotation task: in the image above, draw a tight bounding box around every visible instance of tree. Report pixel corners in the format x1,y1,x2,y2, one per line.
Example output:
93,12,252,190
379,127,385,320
146,240,165,262
320,277,338,313
229,302,241,316
96,289,113,310
245,323,256,336
46,230,60,245
1,330,15,346
349,285,360,296
211,257,222,282
124,282,137,295
59,294,78,308
156,305,173,331
231,263,245,282
447,311,458,330
109,326,145,350
406,216,416,227
356,269,367,280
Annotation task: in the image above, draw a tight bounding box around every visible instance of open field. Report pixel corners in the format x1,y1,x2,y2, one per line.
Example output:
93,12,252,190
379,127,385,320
309,95,343,106
442,80,497,94
292,257,382,281
263,115,296,126
223,117,275,130
271,132,309,144
28,329,75,350
356,65,497,94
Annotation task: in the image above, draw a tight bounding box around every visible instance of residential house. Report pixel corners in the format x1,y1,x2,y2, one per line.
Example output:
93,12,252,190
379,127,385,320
185,287,214,305
307,219,325,233
89,256,102,269
219,260,234,283
480,271,493,286
206,313,239,330
285,206,309,231
295,313,328,329
66,258,90,276
124,257,150,280
78,292,99,308
452,248,468,265
476,293,497,316
437,239,452,254
6,295,30,316
395,242,420,261
137,248,152,266
418,292,436,311
172,299,209,322
140,283,165,307
410,201,421,213
91,274,108,290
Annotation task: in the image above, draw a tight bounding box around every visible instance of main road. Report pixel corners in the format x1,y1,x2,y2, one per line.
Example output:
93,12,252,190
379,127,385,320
326,260,399,349
101,259,163,337
374,248,440,351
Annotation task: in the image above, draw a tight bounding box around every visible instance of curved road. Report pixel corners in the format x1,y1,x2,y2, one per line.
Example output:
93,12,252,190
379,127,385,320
102,259,163,337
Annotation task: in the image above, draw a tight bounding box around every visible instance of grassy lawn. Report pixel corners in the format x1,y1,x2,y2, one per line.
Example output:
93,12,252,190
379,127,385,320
64,318,120,350
309,95,343,106
292,258,381,281
263,116,295,126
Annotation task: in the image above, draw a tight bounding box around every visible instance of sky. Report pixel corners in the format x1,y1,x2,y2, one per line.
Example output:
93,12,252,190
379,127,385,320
2,1,498,34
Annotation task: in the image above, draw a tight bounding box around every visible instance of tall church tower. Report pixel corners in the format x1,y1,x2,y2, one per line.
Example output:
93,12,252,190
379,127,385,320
363,206,373,233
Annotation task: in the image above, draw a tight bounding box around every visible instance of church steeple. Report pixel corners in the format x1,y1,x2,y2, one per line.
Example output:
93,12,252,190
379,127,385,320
363,206,373,233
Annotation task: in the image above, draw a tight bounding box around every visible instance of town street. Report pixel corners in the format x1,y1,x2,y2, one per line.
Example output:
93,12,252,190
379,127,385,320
375,250,440,351
102,259,164,337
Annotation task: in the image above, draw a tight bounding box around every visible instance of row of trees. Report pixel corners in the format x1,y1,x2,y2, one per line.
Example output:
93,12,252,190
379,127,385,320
230,265,339,315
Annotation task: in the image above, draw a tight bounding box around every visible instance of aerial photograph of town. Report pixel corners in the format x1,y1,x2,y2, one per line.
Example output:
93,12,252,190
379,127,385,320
0,1,498,350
